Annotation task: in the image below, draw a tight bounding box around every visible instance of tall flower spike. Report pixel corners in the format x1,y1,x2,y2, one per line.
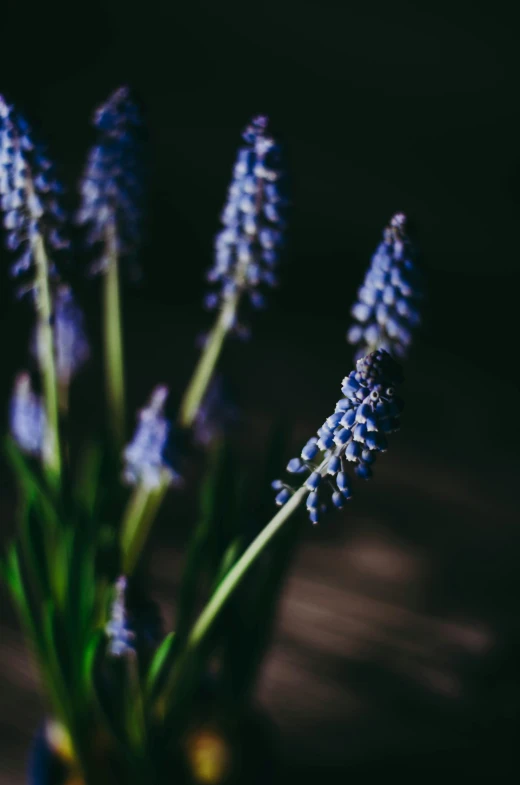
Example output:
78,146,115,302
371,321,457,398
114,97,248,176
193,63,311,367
347,214,423,360
105,576,135,657
9,372,47,458
204,115,286,335
77,86,143,275
32,283,90,387
273,350,404,524
123,385,182,490
0,95,69,296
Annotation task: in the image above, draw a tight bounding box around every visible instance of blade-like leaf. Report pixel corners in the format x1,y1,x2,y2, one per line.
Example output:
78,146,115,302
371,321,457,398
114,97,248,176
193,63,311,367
145,631,175,697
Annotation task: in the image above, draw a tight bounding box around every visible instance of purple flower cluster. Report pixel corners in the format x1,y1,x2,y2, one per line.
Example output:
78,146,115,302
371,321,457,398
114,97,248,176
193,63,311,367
205,115,286,335
9,372,46,458
31,284,90,385
347,214,422,360
105,576,135,657
0,95,69,295
273,350,404,523
123,386,182,490
77,87,143,274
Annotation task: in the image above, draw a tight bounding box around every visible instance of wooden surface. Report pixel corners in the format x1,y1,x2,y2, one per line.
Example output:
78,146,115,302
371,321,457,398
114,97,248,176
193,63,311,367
1,309,518,782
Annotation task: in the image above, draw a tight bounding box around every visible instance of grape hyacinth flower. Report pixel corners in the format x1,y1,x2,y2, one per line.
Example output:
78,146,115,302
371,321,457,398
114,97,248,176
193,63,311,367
0,95,69,293
105,576,135,657
1,95,69,482
273,350,404,524
179,116,286,428
32,284,90,389
9,372,47,458
347,214,423,360
123,386,181,490
204,114,286,334
76,86,143,275
77,86,144,453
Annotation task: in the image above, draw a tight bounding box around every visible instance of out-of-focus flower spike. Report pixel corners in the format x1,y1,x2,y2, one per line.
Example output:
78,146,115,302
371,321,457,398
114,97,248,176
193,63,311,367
0,94,70,295
31,284,90,392
123,386,182,490
9,372,46,458
105,576,135,657
77,86,143,275
273,350,404,523
347,214,423,360
1,98,67,481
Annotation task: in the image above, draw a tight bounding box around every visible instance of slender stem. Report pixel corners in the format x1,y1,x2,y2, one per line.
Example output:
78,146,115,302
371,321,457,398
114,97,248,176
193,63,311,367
161,477,317,710
103,218,126,454
120,483,151,572
32,229,61,489
188,484,307,648
178,295,238,429
120,476,169,575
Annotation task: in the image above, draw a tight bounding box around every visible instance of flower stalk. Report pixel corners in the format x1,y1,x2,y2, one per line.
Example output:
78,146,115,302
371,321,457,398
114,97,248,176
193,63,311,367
178,293,238,429
120,386,181,574
179,114,285,429
121,475,169,575
103,216,126,453
31,204,61,488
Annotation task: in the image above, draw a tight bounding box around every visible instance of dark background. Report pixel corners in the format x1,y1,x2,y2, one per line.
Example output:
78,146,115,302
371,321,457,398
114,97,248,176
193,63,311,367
1,0,519,782
1,0,518,372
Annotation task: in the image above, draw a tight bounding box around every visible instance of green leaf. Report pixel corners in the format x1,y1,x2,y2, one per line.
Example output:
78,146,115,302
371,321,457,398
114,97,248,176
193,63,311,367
145,631,175,697
209,537,242,595
4,437,50,503
81,630,104,701
220,418,302,701
174,441,226,644
2,544,28,608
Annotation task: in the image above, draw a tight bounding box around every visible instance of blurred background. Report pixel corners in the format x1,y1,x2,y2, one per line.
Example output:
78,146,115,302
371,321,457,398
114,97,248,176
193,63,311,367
0,0,518,782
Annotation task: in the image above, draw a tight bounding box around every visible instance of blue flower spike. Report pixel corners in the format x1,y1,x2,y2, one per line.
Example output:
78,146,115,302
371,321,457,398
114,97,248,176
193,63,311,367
77,86,143,276
272,349,404,523
347,214,423,360
0,94,69,297
9,372,46,458
204,115,286,335
123,386,182,490
105,576,135,658
31,283,90,386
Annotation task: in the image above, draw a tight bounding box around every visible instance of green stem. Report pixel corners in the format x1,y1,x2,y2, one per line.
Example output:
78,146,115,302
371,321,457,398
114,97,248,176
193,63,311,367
120,476,169,575
103,219,126,454
161,472,322,711
178,294,238,429
32,230,61,489
188,483,307,647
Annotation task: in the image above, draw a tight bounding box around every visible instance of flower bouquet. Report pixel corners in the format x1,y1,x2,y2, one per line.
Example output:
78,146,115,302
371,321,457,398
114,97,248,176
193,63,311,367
0,87,423,784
